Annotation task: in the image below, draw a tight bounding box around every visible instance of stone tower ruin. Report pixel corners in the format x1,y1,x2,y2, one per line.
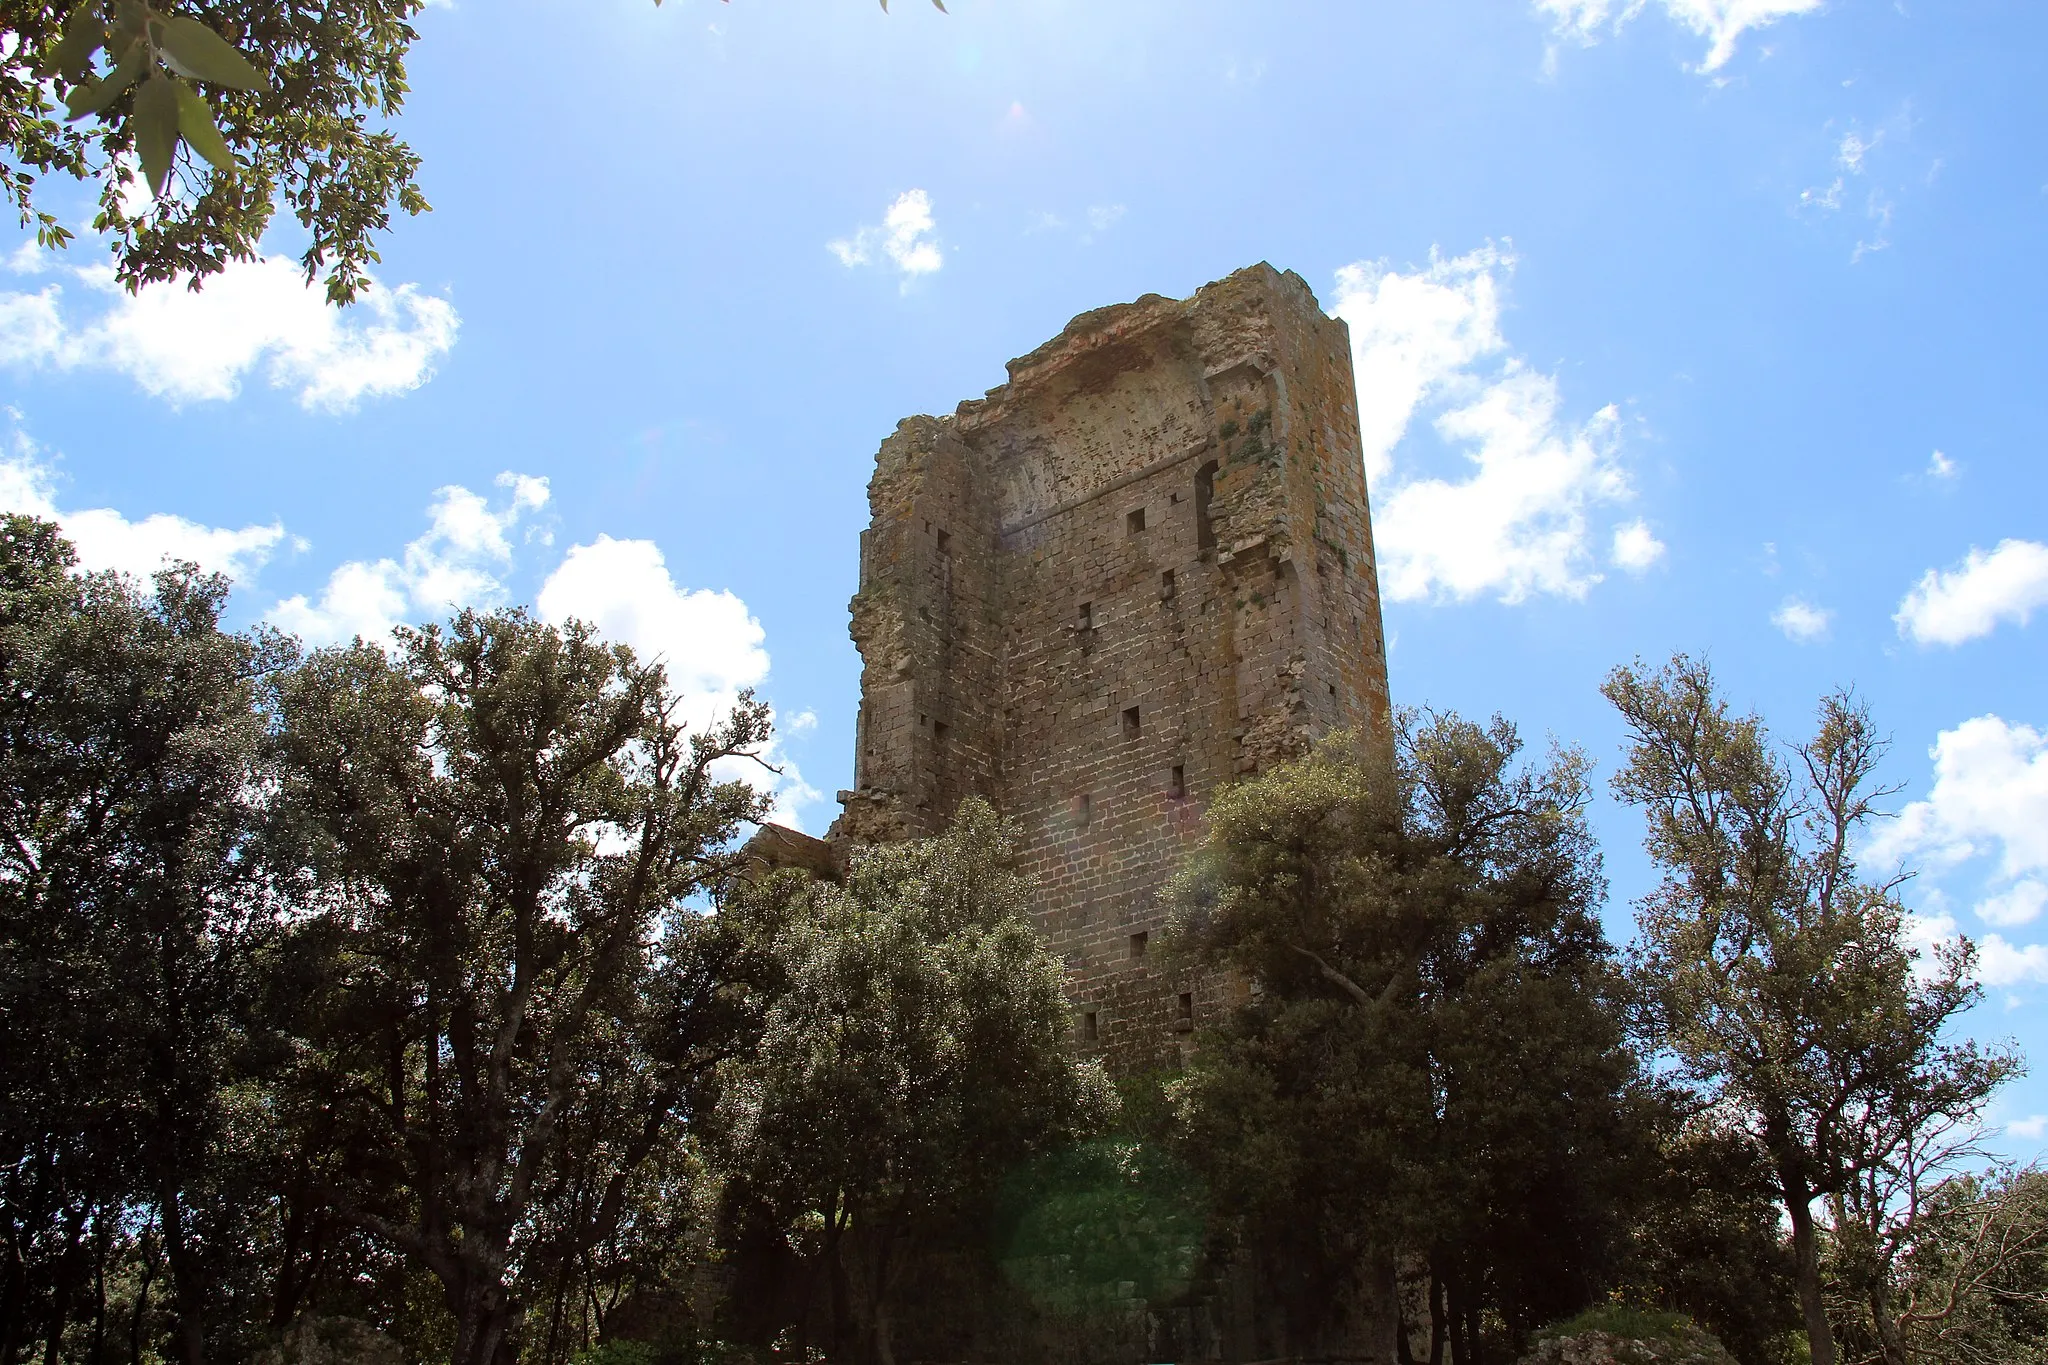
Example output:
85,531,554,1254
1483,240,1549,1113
827,262,1394,1066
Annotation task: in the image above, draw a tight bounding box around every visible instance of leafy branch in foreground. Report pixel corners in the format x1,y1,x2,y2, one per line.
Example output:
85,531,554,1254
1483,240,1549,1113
3,0,947,304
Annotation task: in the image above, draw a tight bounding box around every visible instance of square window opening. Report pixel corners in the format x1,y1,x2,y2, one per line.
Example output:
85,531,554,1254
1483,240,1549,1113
1126,507,1147,535
1122,706,1141,738
1128,931,1148,960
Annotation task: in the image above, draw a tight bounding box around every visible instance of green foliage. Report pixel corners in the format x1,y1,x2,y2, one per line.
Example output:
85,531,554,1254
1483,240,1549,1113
1539,1305,1697,1345
1606,655,2021,1365
997,1136,1207,1316
0,512,294,1365
721,799,1116,1364
570,1342,662,1365
267,609,779,1365
1165,714,1648,1360
1,0,426,301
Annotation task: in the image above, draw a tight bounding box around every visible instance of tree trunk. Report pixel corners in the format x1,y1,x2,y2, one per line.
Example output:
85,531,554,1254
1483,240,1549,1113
1785,1189,1836,1365
154,1191,204,1365
1428,1268,1447,1365
1867,1280,1909,1365
1445,1271,1469,1365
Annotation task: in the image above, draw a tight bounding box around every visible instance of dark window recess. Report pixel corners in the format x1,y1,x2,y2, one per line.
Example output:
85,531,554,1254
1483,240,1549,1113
932,721,949,746
1122,706,1141,738
1078,601,1093,630
1178,992,1194,1019
919,713,928,727
1076,793,1092,827
1082,1010,1099,1041
1160,568,1176,599
1128,931,1149,960
1195,461,1218,551
1170,491,1182,504
936,528,951,553
919,606,930,622
1127,507,1147,535
1328,682,1338,698
1169,764,1186,799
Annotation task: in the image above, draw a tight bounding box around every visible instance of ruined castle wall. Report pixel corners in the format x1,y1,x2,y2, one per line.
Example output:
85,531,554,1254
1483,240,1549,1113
835,264,1394,1070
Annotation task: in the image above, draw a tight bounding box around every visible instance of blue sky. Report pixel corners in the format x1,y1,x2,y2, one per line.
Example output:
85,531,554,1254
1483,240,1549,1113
3,0,2047,1149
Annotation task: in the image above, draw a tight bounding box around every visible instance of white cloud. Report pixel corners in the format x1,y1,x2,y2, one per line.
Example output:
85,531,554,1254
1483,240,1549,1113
1838,129,1880,174
1895,540,2048,646
1771,596,1831,642
2008,1115,2048,1140
1335,244,1509,486
828,190,943,287
536,535,819,828
1868,716,2048,884
1927,449,1957,479
536,535,768,700
1536,0,1826,73
0,253,457,412
1333,245,1634,605
0,415,284,584
1976,934,2048,989
1612,519,1666,572
1979,880,2048,930
269,473,550,645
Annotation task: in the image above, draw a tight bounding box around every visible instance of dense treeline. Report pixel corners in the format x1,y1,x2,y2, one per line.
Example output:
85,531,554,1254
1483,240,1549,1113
3,512,2045,1365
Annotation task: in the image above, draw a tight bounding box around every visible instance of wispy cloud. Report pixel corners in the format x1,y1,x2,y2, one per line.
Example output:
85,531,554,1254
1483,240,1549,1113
1896,540,2048,646
1333,245,1635,605
1535,0,1825,74
0,252,457,412
1771,596,1831,643
828,189,943,288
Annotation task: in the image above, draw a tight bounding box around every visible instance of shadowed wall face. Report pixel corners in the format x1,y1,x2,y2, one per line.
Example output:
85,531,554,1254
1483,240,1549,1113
834,263,1393,1068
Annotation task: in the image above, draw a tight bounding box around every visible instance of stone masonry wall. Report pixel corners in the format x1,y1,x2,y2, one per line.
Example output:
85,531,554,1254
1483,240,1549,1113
831,263,1394,1070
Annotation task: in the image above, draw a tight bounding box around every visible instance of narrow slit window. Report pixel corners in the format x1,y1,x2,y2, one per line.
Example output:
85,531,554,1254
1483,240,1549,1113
1126,507,1147,535
1195,461,1218,551
1178,992,1194,1020
936,528,952,554
1169,764,1186,799
1122,706,1140,738
1160,568,1176,599
1082,1010,1099,1041
1128,931,1149,960
1075,793,1093,827
1078,601,1093,630
932,721,949,747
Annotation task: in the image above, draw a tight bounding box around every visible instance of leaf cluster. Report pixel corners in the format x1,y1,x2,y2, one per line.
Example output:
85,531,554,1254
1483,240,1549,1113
1,0,426,301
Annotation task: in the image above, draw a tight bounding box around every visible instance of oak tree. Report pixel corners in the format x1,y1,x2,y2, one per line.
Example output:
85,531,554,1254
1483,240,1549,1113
1604,655,2019,1365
